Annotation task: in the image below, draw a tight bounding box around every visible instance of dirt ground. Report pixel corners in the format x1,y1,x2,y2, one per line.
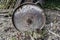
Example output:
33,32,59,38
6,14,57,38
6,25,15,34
0,9,60,40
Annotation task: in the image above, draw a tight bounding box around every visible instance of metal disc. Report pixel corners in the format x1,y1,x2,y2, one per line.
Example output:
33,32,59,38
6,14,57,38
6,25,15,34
12,3,45,32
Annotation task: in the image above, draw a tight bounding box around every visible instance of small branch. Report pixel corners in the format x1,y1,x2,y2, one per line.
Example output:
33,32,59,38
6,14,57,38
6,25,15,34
48,30,60,38
0,9,14,13
30,35,35,40
35,1,39,4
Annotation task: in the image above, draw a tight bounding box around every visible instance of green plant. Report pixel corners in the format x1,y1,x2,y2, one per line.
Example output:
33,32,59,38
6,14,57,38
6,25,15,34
0,0,16,9
44,0,60,10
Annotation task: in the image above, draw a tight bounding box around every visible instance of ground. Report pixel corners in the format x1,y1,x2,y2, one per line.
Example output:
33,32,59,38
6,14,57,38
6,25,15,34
0,9,60,40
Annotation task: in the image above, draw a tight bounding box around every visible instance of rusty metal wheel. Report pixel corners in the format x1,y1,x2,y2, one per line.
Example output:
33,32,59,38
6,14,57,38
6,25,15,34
12,3,46,32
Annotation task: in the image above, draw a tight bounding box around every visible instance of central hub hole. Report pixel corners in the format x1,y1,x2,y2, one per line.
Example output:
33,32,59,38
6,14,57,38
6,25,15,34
26,18,32,25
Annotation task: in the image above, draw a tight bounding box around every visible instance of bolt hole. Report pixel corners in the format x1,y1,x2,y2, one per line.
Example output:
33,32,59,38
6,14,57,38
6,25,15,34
27,18,32,25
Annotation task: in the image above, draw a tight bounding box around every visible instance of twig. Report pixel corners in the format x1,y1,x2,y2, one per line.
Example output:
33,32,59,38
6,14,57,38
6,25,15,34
30,35,35,40
48,30,60,38
45,23,60,38
0,9,14,13
35,1,39,4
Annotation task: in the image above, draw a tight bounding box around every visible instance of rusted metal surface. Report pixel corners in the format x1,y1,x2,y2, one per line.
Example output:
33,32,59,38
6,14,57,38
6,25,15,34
12,3,46,32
